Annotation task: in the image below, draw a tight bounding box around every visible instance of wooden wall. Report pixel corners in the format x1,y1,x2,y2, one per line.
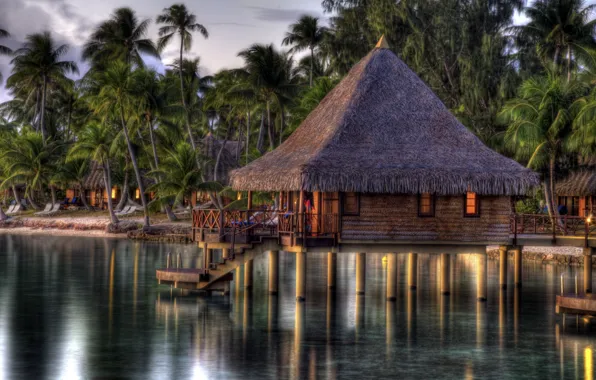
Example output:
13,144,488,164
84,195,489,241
341,194,511,243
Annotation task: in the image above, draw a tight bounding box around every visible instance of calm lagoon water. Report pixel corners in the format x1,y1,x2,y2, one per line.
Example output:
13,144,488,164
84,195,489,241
0,234,593,379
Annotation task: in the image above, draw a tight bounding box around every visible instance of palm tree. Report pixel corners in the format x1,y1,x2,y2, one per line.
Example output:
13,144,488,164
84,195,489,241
51,159,93,210
499,72,587,217
89,61,150,227
82,7,160,67
514,0,596,81
147,141,203,208
237,44,297,150
282,15,327,87
156,3,208,157
0,131,62,210
68,123,119,224
0,28,12,84
9,32,78,142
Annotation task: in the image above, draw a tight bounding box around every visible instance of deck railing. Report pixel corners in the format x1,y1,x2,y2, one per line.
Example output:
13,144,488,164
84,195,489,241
510,213,595,246
192,209,339,245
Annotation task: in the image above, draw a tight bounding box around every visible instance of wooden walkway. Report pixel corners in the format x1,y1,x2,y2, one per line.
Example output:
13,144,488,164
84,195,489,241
556,294,596,316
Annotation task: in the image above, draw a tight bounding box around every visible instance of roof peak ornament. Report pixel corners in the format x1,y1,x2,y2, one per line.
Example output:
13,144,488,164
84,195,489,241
375,35,390,49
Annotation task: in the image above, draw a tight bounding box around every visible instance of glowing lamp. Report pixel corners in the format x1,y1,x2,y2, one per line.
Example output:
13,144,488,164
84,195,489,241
135,188,140,199
111,187,117,199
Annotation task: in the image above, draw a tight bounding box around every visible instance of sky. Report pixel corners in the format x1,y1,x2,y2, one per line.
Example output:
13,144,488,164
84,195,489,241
0,0,325,102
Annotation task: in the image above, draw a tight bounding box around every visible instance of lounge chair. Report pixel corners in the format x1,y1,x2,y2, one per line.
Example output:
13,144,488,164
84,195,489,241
174,206,191,216
115,205,133,216
44,204,62,216
7,204,23,215
5,205,15,214
34,204,53,216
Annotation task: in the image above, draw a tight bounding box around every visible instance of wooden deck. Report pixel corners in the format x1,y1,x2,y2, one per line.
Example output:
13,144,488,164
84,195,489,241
556,294,596,316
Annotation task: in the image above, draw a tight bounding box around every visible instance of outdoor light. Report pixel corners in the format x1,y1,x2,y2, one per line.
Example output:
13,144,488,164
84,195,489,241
588,214,593,224
135,188,140,199
111,187,116,199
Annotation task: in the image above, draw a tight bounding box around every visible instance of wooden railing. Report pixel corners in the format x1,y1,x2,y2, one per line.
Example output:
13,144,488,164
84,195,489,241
192,209,339,246
510,213,595,246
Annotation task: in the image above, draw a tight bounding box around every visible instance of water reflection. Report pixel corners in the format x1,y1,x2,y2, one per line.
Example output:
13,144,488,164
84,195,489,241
0,236,594,379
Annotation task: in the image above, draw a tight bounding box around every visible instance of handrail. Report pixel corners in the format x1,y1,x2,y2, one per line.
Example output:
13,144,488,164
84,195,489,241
510,213,595,247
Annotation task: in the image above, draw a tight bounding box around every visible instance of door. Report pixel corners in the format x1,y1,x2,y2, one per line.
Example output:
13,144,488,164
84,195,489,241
322,192,339,235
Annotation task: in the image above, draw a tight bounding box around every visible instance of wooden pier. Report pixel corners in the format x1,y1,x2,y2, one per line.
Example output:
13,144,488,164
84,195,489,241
556,294,596,316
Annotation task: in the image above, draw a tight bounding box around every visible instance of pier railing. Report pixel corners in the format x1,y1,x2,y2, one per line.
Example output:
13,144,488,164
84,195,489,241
192,209,339,246
510,213,596,246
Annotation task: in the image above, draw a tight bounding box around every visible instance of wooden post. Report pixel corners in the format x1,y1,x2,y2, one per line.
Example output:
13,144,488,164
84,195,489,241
222,248,230,260
477,254,487,302
268,250,279,295
584,247,593,294
296,251,306,301
247,191,253,210
499,246,508,290
327,252,337,289
244,259,253,289
514,248,522,288
440,253,450,295
298,190,305,243
408,253,418,290
386,253,397,301
356,252,366,295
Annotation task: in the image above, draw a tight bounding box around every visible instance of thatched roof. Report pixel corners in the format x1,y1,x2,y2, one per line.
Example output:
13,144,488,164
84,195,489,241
83,161,154,190
557,158,596,196
199,133,242,183
230,42,539,195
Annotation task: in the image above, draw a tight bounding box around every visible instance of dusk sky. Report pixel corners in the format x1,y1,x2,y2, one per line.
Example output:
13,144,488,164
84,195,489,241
0,0,325,102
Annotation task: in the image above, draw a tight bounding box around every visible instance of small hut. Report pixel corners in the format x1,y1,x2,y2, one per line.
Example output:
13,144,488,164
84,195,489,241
81,161,120,208
229,37,539,245
556,158,596,216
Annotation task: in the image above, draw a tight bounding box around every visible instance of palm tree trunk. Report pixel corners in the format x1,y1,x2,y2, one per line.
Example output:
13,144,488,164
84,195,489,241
27,193,40,210
279,102,285,146
267,100,274,151
11,185,20,206
567,46,572,83
310,47,314,88
50,186,57,205
79,185,92,210
119,106,150,227
102,160,119,224
257,111,266,154
148,119,159,169
116,169,129,211
178,35,200,169
246,108,251,164
0,206,7,221
40,76,48,143
214,119,232,182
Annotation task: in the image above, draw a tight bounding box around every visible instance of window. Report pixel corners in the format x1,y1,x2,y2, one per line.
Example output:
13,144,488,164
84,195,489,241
418,193,435,217
464,192,480,217
342,192,360,215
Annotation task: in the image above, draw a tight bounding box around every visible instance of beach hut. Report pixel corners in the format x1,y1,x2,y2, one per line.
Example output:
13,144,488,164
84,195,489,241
556,158,596,217
229,37,539,245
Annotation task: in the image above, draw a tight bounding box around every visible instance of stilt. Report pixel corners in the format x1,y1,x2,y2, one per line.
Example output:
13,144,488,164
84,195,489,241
244,259,253,289
477,254,487,302
356,252,366,295
269,250,279,295
223,282,230,296
223,248,230,260
583,247,593,294
327,252,337,289
408,253,418,290
440,253,450,295
499,246,507,290
514,248,522,288
386,253,397,301
296,251,306,301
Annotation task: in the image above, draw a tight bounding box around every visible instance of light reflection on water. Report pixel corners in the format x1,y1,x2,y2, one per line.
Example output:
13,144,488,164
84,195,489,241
0,234,593,379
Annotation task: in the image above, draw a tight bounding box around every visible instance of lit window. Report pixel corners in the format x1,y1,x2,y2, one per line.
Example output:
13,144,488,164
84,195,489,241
135,188,140,199
418,193,434,217
465,192,480,217
111,187,117,199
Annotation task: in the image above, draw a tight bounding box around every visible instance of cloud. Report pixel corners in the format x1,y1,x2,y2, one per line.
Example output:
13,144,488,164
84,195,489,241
246,6,322,23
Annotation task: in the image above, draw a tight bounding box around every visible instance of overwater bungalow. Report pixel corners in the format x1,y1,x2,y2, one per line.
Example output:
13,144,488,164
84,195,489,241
224,37,539,248
556,158,596,217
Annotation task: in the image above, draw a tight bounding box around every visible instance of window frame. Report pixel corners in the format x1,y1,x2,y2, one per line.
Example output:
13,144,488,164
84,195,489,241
464,192,480,218
417,193,435,217
341,192,360,216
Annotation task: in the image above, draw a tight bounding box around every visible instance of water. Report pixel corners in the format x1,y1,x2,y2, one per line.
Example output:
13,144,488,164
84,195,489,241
0,234,593,379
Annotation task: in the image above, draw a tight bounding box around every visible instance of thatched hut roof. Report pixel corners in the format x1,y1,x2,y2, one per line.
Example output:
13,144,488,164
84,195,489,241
557,158,596,196
83,161,154,190
230,42,539,195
